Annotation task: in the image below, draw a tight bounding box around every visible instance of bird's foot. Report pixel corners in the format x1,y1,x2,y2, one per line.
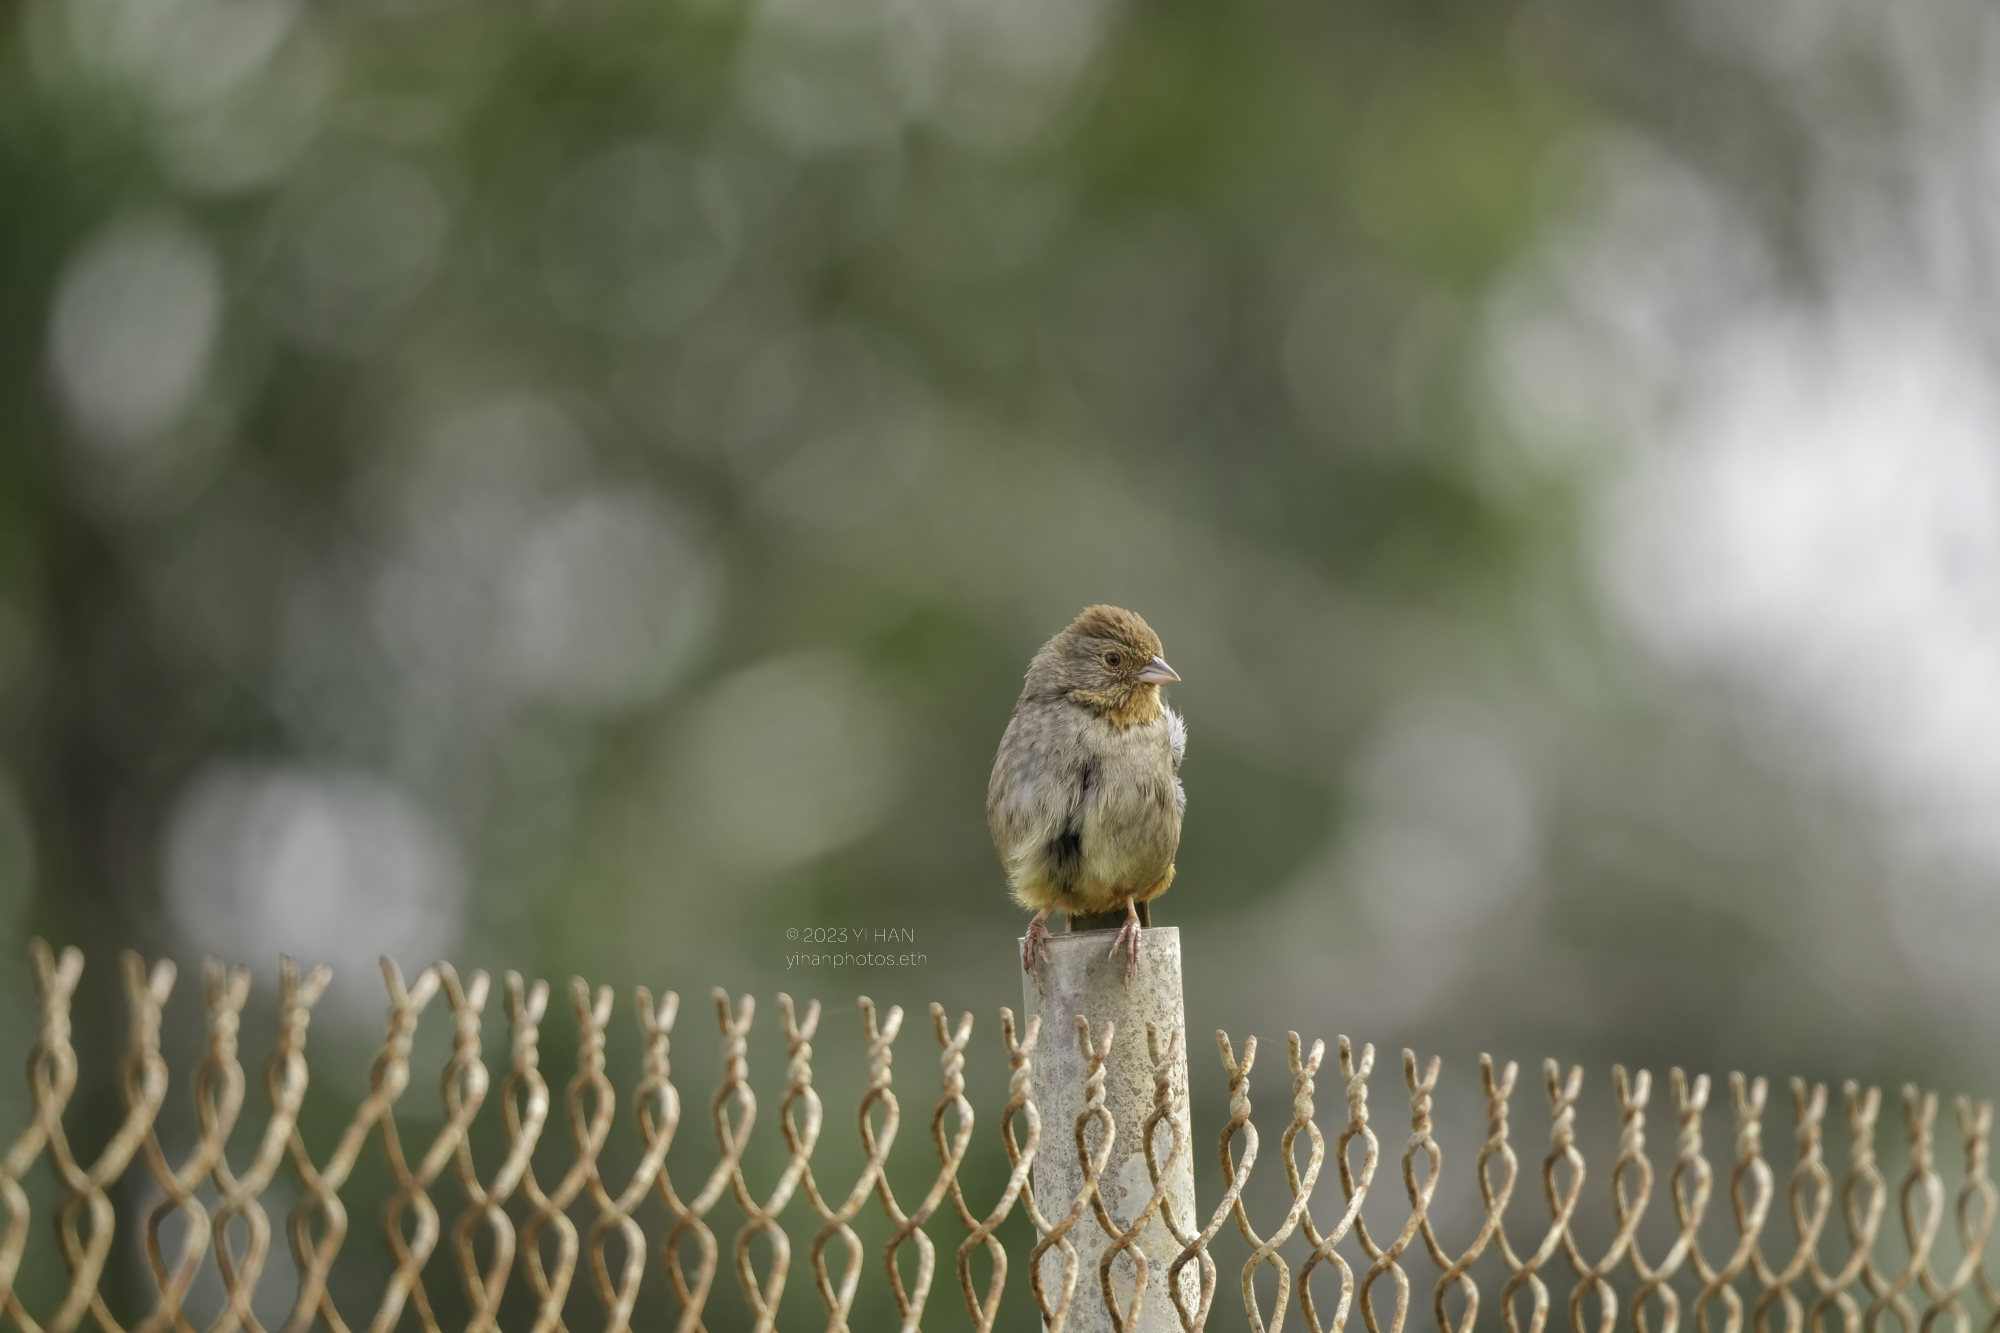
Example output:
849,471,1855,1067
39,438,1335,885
1107,901,1143,988
1022,910,1052,990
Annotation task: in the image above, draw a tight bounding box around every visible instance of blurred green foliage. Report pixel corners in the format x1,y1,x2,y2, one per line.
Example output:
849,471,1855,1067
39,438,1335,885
2,0,1994,1324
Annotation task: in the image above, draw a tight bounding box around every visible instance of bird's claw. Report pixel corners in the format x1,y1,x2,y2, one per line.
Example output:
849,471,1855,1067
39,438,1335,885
1022,914,1052,991
1107,908,1142,988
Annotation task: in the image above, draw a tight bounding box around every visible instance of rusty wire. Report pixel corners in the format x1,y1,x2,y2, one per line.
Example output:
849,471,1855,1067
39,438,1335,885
1,942,1997,1333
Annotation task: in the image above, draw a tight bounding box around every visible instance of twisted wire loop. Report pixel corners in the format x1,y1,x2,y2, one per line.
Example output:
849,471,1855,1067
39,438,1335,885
1497,1060,1585,1333
1165,1033,1255,1333
63,950,177,1333
564,972,648,1328
123,956,232,1328
494,974,555,1333
1430,1055,1521,1333
132,958,243,1333
1749,1081,1832,1333
868,1004,969,1333
515,979,611,1333
1938,1099,1995,1333
1631,1071,1713,1333
1225,1031,1322,1333
458,972,550,1333
579,976,672,1333
584,982,681,1333
1135,1023,1195,1331
807,996,903,1333
1029,1016,1114,1333
688,991,770,1333
647,988,738,1333
1809,1084,1888,1333
954,1009,1040,1332
1085,1022,1182,1333
1295,1037,1376,1333
1351,1050,1440,1333
372,963,491,1333
0,944,84,1333
1864,1089,1944,1333
371,960,465,1333
1563,1067,1653,1333
214,958,331,1333
282,958,440,1333
623,984,682,1333
1915,1094,1984,1333
719,991,806,1333
1683,1075,1774,1333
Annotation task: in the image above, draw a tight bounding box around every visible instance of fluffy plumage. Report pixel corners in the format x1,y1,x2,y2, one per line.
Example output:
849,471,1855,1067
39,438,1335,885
988,605,1184,977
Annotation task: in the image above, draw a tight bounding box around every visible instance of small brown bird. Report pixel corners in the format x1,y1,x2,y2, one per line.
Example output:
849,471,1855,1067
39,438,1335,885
987,605,1185,983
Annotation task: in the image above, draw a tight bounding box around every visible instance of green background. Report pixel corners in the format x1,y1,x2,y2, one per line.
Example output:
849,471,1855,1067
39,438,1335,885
2,0,1995,1326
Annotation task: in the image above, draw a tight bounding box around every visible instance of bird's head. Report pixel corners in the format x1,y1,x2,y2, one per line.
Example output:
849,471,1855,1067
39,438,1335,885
1036,604,1180,723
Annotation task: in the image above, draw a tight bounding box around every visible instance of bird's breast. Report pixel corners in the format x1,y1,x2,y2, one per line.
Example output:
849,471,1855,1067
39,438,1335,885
988,695,1180,908
1074,714,1178,875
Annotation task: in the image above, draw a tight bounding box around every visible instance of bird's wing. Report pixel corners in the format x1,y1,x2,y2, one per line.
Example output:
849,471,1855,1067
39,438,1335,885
1159,705,1187,817
987,708,1078,869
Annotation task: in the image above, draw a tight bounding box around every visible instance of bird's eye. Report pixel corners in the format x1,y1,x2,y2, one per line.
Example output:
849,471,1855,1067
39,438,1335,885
1103,651,1122,667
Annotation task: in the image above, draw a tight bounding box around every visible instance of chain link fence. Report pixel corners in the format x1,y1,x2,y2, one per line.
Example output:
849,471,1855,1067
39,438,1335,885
0,940,1992,1333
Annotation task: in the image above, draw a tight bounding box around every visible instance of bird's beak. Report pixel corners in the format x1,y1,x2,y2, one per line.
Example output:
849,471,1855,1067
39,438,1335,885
1137,655,1180,684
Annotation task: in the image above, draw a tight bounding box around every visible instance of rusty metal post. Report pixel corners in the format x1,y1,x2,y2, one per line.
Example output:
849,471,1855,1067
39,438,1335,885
1021,925,1198,1332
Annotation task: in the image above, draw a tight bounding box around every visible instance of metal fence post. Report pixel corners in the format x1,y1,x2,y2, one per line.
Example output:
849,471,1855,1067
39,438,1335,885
1021,925,1199,1332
